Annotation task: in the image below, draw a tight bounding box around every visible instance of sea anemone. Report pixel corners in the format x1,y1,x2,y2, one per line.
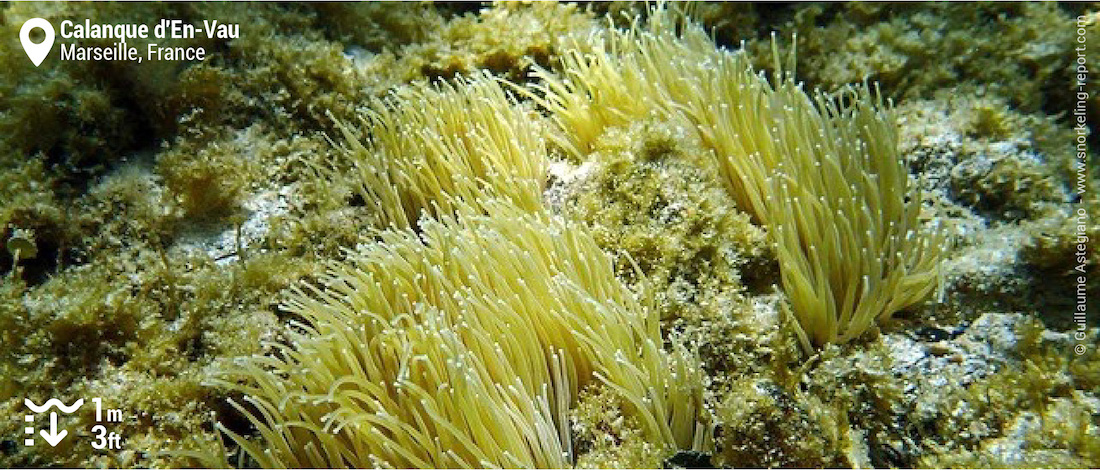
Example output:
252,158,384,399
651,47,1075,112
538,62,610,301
526,7,942,350
337,72,546,229
211,201,709,467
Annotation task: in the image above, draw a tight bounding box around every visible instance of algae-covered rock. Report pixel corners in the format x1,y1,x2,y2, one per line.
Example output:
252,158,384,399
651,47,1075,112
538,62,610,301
560,119,773,322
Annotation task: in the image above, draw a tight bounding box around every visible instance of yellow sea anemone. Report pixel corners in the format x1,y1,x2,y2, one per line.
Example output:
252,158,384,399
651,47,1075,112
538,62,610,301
527,6,942,350
211,201,709,467
338,72,547,229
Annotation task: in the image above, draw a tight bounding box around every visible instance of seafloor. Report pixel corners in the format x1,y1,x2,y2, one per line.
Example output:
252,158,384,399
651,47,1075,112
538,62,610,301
0,2,1098,468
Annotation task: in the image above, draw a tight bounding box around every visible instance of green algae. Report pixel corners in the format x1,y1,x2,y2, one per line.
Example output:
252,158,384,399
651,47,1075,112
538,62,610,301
570,385,673,469
743,3,1098,115
561,119,773,323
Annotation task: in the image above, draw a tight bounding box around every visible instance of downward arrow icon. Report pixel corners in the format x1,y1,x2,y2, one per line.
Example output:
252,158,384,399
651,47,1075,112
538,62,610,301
39,412,67,446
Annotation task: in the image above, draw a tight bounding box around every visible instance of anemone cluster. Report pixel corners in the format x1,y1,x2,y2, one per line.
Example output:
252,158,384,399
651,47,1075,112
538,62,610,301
3,2,1096,469
212,73,710,468
213,5,941,467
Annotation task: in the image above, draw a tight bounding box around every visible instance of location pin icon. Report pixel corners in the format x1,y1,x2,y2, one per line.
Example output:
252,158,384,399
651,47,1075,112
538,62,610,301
20,18,55,67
